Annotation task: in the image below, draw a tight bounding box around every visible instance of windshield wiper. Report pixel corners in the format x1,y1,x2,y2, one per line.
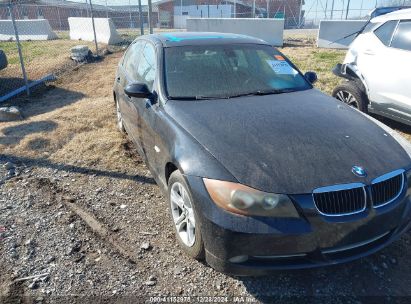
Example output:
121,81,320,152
168,89,296,101
168,95,229,100
227,88,296,98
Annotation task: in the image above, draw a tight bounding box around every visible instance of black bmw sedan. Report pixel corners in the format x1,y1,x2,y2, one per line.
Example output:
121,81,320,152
113,32,411,276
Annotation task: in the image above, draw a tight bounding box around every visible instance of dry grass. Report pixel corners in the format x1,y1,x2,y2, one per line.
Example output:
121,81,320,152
280,46,345,94
0,39,100,81
0,52,141,173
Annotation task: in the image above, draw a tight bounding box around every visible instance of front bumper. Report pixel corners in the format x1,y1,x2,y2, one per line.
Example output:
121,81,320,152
185,175,411,276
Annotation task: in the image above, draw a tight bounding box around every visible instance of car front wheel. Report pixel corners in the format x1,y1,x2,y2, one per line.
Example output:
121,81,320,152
332,81,368,113
168,170,204,260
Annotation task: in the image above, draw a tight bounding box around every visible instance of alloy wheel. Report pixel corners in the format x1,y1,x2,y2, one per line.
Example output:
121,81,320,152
335,90,359,108
170,182,196,247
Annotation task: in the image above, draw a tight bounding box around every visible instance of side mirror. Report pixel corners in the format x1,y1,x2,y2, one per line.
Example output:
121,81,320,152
124,82,152,99
304,71,318,84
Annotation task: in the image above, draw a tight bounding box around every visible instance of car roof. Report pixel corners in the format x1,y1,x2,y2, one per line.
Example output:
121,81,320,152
371,8,411,23
145,32,268,47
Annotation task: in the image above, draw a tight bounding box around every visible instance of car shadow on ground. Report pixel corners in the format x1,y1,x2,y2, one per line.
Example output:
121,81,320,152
0,153,156,184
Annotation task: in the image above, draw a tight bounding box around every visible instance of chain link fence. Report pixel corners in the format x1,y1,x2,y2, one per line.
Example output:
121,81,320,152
1,0,411,102
0,0,101,102
304,0,411,28
0,0,302,103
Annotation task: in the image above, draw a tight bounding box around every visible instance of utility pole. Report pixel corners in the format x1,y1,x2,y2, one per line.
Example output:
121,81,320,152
252,0,256,18
330,0,335,19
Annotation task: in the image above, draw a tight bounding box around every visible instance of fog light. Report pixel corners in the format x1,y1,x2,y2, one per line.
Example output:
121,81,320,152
229,255,249,263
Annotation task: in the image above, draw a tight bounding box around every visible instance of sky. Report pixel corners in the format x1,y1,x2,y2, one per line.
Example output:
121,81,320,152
303,0,392,20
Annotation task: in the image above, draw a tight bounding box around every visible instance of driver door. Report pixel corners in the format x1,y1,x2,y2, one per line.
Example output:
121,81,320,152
128,42,159,172
120,40,145,150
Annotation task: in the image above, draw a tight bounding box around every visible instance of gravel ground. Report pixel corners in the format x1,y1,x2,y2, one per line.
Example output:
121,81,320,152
1,49,411,304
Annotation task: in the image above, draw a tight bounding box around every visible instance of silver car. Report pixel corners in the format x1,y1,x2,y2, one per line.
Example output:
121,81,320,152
333,9,411,126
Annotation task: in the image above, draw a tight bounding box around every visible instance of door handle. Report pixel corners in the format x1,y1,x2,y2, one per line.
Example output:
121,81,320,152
364,49,375,55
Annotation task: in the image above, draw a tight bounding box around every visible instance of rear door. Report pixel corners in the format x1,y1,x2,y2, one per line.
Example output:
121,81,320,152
356,20,398,105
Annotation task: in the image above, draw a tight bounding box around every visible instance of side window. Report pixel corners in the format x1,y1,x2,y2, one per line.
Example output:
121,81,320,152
391,20,411,51
374,20,398,46
136,43,157,91
123,41,145,80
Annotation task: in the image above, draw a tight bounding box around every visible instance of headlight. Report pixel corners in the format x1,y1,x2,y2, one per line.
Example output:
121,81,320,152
203,178,300,218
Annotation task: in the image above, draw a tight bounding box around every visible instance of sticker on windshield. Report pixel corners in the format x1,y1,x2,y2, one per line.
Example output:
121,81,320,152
274,55,285,60
266,60,297,75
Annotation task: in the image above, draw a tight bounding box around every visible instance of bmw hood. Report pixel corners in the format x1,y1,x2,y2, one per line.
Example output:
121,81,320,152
165,89,411,194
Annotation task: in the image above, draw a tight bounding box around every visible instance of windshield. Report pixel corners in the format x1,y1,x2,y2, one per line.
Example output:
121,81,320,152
164,44,311,99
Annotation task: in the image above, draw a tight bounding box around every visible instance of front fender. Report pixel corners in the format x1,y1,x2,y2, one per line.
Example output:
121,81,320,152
333,63,369,96
154,106,237,190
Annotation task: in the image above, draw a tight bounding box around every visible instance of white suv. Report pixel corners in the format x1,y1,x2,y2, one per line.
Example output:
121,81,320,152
332,9,411,125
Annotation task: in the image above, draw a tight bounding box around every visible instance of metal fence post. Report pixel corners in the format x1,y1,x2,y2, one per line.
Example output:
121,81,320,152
345,0,351,20
88,0,99,55
8,3,29,96
233,0,236,18
57,6,62,30
128,0,132,28
138,0,144,35
330,0,335,19
148,0,153,34
105,0,109,18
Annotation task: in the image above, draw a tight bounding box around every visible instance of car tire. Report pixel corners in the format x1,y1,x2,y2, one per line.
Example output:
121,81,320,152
168,170,205,260
332,81,368,113
115,98,126,134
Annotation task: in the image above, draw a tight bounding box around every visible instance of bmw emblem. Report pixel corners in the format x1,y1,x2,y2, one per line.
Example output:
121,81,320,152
352,166,367,177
